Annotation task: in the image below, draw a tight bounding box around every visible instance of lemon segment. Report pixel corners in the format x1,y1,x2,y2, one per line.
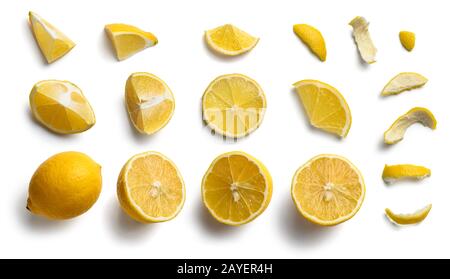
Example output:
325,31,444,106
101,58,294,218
291,154,365,226
384,107,436,145
293,24,327,61
29,80,95,134
205,24,259,56
385,204,432,225
202,151,272,226
382,164,431,183
29,11,75,64
27,152,102,220
399,31,415,51
125,72,175,135
349,16,377,64
105,23,158,61
117,151,185,223
202,74,266,138
293,80,352,137
382,72,428,96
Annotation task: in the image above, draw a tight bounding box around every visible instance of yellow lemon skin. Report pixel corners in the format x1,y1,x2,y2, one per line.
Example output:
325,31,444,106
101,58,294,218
27,152,102,220
399,31,415,51
293,24,327,61
382,164,430,183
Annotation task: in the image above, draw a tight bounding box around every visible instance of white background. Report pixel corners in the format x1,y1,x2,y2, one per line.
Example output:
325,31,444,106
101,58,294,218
0,0,448,259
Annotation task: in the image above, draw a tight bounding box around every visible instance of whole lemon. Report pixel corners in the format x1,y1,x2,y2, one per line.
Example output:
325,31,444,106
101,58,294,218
27,151,102,220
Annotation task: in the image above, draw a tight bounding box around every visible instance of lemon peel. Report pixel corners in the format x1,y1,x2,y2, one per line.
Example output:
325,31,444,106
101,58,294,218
349,16,377,64
385,204,432,225
399,31,415,51
293,24,327,61
382,72,428,96
382,164,431,184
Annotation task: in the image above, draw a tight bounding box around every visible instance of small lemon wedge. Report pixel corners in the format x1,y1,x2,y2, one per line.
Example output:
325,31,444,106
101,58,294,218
382,72,428,96
384,107,436,145
399,31,415,51
202,151,272,226
382,164,431,183
349,16,377,64
385,204,432,225
293,24,327,61
205,24,259,56
29,11,76,63
125,72,175,135
105,23,158,61
29,80,95,134
293,80,352,137
117,151,185,223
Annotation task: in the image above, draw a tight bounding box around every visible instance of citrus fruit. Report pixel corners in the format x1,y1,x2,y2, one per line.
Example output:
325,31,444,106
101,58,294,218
293,80,351,137
29,80,95,134
293,24,327,61
27,151,102,220
105,23,158,61
125,72,175,135
382,72,427,96
385,204,432,225
382,164,431,183
202,151,272,226
399,31,415,51
29,11,75,63
205,24,259,56
291,154,365,226
349,16,377,64
202,74,266,138
117,151,185,223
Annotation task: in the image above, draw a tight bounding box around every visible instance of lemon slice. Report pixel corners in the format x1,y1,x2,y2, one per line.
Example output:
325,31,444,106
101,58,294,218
117,151,185,223
29,80,95,134
202,74,266,138
399,31,415,51
202,151,272,226
293,24,327,61
291,154,365,226
385,204,432,225
382,72,428,96
29,11,75,64
105,23,158,61
384,107,436,145
293,80,351,137
125,72,175,135
205,24,259,56
349,16,377,64
382,164,431,183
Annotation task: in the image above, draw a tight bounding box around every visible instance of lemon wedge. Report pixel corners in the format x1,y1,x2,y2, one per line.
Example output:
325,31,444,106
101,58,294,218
202,74,266,138
29,80,95,134
382,72,428,96
382,164,431,183
105,23,158,61
349,16,377,64
293,24,327,61
385,204,432,225
125,72,175,135
29,11,75,63
202,151,272,226
117,151,185,223
291,154,365,226
384,107,436,145
293,80,351,137
399,31,415,51
205,24,259,56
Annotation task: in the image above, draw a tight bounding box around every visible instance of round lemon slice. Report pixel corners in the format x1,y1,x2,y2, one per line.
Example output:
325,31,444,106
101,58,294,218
125,72,175,135
293,80,352,137
202,151,272,226
381,72,427,96
117,151,185,223
205,24,259,56
202,74,266,138
382,164,431,183
29,80,95,134
385,204,432,225
291,154,365,226
293,24,327,61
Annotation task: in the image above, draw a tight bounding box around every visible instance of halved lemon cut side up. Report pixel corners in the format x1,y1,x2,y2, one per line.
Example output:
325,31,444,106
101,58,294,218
29,80,95,134
384,107,436,145
202,74,266,138
291,154,365,226
105,23,158,61
125,72,175,135
117,151,185,223
202,151,272,226
382,72,428,96
293,24,327,61
349,16,377,64
293,80,352,138
205,24,259,56
382,164,431,184
385,204,432,225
